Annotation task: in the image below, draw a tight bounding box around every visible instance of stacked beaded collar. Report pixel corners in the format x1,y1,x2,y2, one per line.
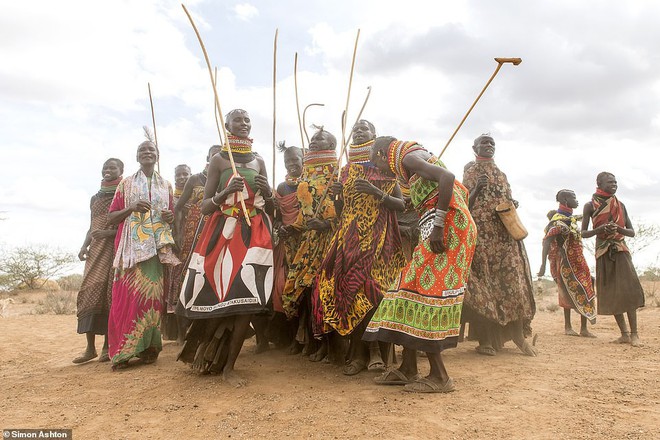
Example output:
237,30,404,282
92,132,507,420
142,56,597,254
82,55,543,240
557,204,574,216
303,149,337,166
387,140,425,183
348,139,374,164
222,134,253,155
98,177,122,196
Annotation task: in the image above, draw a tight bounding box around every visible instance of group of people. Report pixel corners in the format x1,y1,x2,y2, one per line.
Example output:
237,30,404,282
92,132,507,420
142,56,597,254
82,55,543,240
73,108,645,394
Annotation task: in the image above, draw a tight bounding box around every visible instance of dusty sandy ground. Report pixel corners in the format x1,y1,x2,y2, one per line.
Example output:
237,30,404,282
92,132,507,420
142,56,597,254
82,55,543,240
1,285,659,440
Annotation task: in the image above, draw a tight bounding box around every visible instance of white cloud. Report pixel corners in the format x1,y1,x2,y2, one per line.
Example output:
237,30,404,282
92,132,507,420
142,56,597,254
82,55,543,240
233,3,259,21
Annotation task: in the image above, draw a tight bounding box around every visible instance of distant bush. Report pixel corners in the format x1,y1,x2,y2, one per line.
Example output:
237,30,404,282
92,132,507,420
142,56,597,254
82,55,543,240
0,245,76,290
545,303,560,313
17,279,61,291
34,291,76,315
57,274,84,291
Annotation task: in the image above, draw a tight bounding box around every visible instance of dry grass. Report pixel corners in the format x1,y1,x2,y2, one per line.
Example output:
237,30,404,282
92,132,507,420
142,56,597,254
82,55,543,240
33,291,76,315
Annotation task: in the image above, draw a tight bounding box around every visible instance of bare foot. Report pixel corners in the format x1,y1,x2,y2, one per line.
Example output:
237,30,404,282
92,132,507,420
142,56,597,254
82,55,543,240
192,342,209,372
564,328,579,336
254,341,270,354
287,341,303,355
631,333,641,347
99,348,110,362
72,349,98,364
223,369,247,388
579,330,597,338
309,344,328,362
612,333,631,344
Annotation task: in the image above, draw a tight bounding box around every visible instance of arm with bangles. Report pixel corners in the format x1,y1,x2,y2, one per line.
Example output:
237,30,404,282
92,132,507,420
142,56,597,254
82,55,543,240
201,154,244,215
402,152,455,254
353,178,405,212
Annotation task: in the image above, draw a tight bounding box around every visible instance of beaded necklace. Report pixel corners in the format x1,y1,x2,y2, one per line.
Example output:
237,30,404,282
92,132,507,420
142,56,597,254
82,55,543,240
98,177,122,196
348,139,374,164
557,204,573,215
303,149,337,166
387,140,424,182
222,134,253,155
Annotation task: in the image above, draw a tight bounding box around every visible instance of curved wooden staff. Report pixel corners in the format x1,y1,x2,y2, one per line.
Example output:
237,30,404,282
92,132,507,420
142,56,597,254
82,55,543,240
272,29,278,188
313,86,372,217
438,57,522,158
340,29,360,157
294,52,305,153
147,82,160,173
302,103,325,145
182,4,251,225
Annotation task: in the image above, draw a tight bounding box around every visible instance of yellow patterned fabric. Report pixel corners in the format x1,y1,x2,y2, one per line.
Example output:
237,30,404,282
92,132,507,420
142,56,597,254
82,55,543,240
282,153,337,318
313,163,406,336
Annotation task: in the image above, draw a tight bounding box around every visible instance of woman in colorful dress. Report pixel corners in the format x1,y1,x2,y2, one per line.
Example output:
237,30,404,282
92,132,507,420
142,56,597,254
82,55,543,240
462,134,537,357
538,189,596,337
107,141,179,370
313,120,406,375
177,109,274,387
162,163,191,341
169,146,221,344
73,158,123,364
281,128,338,359
363,136,477,393
269,142,304,350
581,172,645,346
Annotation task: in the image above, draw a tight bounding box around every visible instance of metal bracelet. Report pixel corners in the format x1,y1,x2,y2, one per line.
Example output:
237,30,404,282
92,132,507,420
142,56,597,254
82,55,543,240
433,209,447,227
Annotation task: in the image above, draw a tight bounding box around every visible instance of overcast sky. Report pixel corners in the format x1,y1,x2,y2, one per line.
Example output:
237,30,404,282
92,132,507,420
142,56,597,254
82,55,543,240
1,0,659,275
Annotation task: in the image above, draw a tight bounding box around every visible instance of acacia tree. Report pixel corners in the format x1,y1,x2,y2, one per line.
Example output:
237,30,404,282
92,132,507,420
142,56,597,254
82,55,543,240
0,245,76,290
582,218,659,258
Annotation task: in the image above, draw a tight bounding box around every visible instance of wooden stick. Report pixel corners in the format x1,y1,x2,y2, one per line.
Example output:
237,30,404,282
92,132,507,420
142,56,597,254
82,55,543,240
182,4,251,225
272,29,278,188
302,103,324,145
294,52,305,153
147,82,160,173
439,57,521,158
341,29,360,158
213,67,224,143
313,86,372,217
337,86,371,171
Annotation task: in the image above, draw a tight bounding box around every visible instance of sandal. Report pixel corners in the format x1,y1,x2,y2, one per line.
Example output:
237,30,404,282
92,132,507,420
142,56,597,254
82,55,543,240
342,359,367,376
374,369,420,385
368,358,386,372
72,351,98,364
475,345,496,356
403,377,455,394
